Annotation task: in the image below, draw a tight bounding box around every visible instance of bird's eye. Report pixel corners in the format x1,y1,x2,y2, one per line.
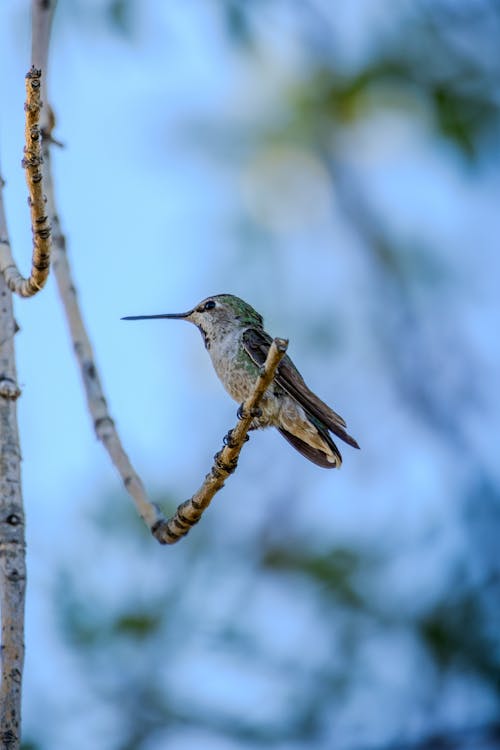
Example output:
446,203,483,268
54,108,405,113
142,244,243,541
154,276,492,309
203,300,216,311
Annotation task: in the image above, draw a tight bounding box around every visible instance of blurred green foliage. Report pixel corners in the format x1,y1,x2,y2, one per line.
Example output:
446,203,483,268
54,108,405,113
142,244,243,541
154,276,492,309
262,545,367,609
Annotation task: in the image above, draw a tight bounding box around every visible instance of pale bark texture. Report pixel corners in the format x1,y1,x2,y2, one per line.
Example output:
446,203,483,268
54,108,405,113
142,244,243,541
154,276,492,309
0,183,26,750
0,4,56,744
49,202,164,533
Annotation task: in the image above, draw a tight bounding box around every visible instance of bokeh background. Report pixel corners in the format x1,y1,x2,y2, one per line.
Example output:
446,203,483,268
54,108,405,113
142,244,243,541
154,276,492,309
1,1,499,748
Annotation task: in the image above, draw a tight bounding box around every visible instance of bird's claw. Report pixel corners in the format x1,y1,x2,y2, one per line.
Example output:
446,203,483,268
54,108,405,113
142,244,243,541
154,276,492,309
223,429,249,448
224,429,250,447
223,429,236,447
237,403,262,421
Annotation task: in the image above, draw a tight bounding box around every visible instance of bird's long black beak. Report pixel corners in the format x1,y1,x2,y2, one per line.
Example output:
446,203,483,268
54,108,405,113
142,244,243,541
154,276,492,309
121,311,192,321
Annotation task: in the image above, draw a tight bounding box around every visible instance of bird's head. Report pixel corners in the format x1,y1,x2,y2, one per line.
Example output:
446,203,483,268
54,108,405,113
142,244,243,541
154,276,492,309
122,294,263,349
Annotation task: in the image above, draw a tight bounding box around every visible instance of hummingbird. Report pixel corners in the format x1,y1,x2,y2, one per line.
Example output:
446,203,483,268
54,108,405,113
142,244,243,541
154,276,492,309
122,294,359,468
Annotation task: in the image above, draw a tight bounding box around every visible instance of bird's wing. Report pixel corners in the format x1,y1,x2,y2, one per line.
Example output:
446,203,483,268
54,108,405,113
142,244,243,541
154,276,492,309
242,327,359,449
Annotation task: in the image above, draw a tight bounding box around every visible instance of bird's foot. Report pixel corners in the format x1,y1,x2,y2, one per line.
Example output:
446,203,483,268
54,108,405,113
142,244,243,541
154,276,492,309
223,429,249,448
237,403,262,421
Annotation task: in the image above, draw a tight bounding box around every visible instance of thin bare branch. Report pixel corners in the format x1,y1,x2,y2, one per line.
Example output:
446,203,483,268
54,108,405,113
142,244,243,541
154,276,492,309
47,169,286,543
30,2,166,535
0,3,54,739
0,174,26,750
0,67,51,298
155,337,288,544
49,207,164,532
0,0,57,299
34,0,286,547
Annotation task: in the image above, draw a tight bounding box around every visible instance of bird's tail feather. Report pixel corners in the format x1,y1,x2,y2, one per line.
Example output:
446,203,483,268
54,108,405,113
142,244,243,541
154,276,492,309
326,422,360,450
278,428,341,469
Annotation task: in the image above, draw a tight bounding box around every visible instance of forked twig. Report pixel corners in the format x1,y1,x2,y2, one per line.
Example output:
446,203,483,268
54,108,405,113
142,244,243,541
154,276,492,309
0,67,52,297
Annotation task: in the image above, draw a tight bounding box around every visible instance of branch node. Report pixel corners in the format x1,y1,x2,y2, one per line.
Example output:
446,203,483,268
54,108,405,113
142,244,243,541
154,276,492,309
5,515,22,527
0,377,22,401
26,65,42,80
213,450,238,475
6,569,25,583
